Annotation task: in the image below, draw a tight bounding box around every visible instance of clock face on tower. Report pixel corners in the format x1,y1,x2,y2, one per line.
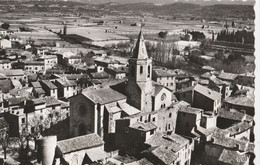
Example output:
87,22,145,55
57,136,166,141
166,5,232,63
161,93,166,101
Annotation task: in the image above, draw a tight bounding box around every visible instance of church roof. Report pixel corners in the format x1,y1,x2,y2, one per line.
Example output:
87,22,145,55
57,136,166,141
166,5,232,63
132,30,148,59
82,87,127,105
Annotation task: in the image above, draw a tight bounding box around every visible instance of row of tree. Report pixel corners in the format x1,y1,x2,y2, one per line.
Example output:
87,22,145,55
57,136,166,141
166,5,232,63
216,29,254,44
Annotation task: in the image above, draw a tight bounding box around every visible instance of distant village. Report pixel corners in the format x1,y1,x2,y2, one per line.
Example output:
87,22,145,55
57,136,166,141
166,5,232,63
0,2,256,165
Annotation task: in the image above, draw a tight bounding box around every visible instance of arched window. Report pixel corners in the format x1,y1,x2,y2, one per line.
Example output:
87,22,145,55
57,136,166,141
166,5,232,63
147,65,151,78
140,66,143,74
148,114,151,122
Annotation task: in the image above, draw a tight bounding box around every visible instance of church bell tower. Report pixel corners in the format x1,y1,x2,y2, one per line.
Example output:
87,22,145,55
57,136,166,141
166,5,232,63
126,30,153,112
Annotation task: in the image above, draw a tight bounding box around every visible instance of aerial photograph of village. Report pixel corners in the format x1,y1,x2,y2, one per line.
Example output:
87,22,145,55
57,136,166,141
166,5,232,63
0,0,257,164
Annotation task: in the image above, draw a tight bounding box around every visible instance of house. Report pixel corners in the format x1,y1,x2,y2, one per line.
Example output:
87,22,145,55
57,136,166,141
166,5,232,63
208,77,231,99
203,130,254,165
176,84,221,113
0,60,11,70
143,132,191,165
0,39,11,49
89,71,110,80
30,82,45,98
0,69,26,81
40,55,58,71
64,55,81,65
24,60,44,74
217,108,253,129
55,133,107,165
175,74,197,92
217,70,238,83
90,50,107,57
223,95,254,116
236,72,255,86
94,57,122,72
176,107,203,136
105,66,128,79
40,80,58,99
152,68,176,92
54,77,77,99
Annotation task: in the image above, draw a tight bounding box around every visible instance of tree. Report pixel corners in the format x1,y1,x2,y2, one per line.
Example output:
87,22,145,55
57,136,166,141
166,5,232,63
1,23,10,30
158,31,167,39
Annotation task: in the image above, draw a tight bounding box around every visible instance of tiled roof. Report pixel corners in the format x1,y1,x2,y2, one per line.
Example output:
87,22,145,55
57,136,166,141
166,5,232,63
178,106,203,115
56,78,77,87
41,80,57,89
24,60,44,65
106,66,128,74
218,71,238,81
130,122,157,131
118,102,140,116
212,131,254,153
151,146,178,164
135,158,153,165
34,88,45,94
225,95,254,107
145,132,189,152
82,87,127,105
0,69,24,76
153,69,176,77
218,149,249,165
217,109,246,121
7,96,28,106
210,77,229,85
85,148,107,162
200,72,214,79
90,71,109,79
32,96,61,107
31,82,42,88
225,121,253,136
194,84,221,101
0,59,10,64
57,133,104,154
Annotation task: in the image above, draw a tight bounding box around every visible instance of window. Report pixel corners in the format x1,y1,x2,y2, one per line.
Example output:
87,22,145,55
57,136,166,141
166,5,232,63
169,113,172,118
31,127,35,133
152,117,155,122
147,65,150,78
21,118,25,124
171,83,173,86
67,87,69,91
140,116,143,121
150,130,154,135
140,66,143,74
168,124,171,129
125,127,129,133
53,90,55,94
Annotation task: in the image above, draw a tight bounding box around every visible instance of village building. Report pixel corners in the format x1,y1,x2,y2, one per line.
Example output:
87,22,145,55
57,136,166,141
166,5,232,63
176,84,221,113
236,72,255,86
0,39,11,49
217,70,238,84
0,60,11,70
40,55,58,71
55,133,107,165
0,69,27,81
64,55,81,65
40,80,58,99
54,77,78,99
143,132,192,165
223,95,254,116
152,68,176,92
208,77,231,99
105,66,128,79
24,60,44,74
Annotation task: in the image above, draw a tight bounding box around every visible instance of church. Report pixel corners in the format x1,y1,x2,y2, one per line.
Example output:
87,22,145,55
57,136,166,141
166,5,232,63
69,30,174,144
